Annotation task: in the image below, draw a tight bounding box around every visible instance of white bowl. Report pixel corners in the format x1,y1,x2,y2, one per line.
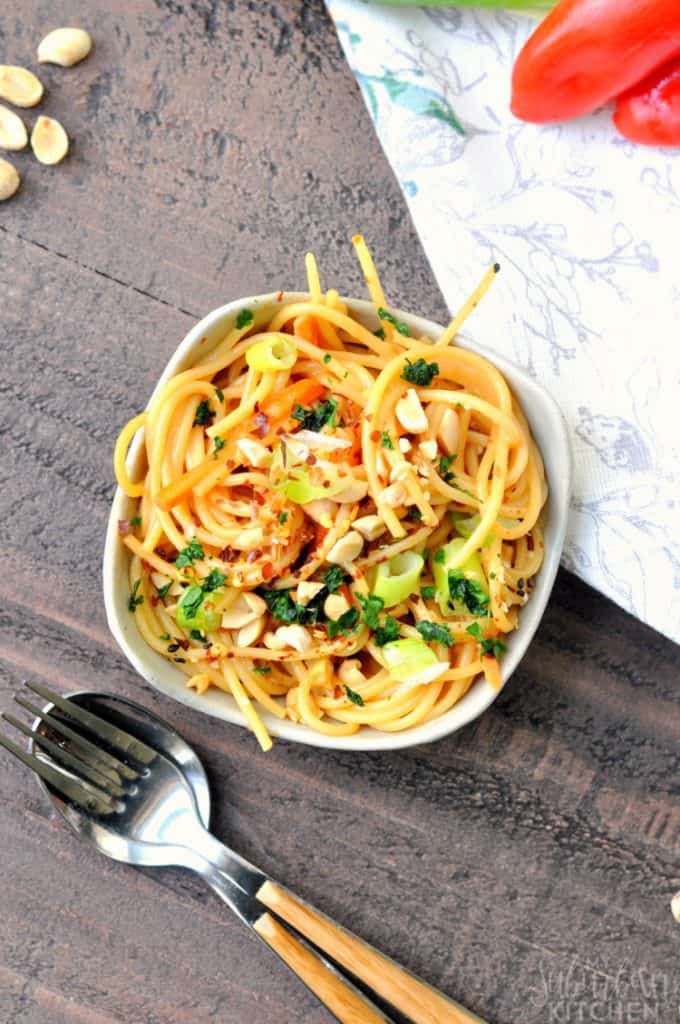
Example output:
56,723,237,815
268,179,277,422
104,294,572,751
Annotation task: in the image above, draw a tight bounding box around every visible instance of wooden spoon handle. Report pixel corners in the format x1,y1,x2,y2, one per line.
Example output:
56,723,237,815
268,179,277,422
256,880,487,1024
253,912,389,1024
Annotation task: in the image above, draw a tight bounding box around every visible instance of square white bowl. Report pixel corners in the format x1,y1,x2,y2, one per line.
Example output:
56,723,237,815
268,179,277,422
104,294,572,751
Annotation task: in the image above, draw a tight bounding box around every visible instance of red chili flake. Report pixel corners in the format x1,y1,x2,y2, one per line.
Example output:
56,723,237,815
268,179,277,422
276,289,284,302
199,336,207,345
305,454,316,466
141,560,154,574
253,491,265,505
370,430,380,443
526,533,535,551
176,637,190,651
255,413,269,437
322,480,330,489
247,549,262,563
151,595,159,607
261,561,274,581
333,685,342,700
117,519,132,536
276,426,285,436
219,545,235,561
226,459,235,469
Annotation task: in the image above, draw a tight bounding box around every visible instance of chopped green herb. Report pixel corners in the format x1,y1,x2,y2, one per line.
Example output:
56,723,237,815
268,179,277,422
190,628,206,642
420,585,436,600
374,615,400,646
213,436,226,459
202,568,227,592
193,400,214,427
373,326,386,340
324,565,347,593
416,620,454,647
254,665,272,675
277,511,289,526
130,515,142,527
236,308,254,330
448,572,490,617
489,572,496,580
344,684,364,707
323,353,331,364
259,586,325,626
292,398,338,432
433,548,446,564
175,538,205,568
327,607,359,639
160,632,170,641
380,430,394,450
178,584,204,621
357,593,384,630
128,579,144,613
438,453,457,484
157,581,173,600
406,507,423,522
215,387,224,402
466,622,506,659
378,306,410,337
401,357,439,387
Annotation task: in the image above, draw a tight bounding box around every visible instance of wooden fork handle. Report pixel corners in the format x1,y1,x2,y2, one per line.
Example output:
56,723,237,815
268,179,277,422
256,880,487,1024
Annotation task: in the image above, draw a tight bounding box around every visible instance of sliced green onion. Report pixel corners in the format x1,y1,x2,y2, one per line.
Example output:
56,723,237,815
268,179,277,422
373,551,424,608
176,585,223,633
381,638,449,686
246,333,297,372
272,467,344,505
452,512,514,543
432,537,489,616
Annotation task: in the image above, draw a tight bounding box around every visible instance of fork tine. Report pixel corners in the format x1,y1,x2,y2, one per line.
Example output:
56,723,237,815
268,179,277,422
2,713,127,799
15,695,141,783
23,682,157,766
0,728,116,815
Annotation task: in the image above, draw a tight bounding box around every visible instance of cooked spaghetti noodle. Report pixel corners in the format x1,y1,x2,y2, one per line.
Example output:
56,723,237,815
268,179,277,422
114,238,547,751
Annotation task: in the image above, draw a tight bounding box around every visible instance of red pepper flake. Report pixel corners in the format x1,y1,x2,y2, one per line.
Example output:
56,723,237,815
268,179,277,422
151,595,159,607
276,289,284,302
305,453,316,466
333,685,342,700
117,519,132,536
219,545,235,561
253,491,265,505
261,561,274,581
226,459,235,469
370,430,380,443
141,560,154,574
526,533,534,551
247,549,262,563
199,336,207,345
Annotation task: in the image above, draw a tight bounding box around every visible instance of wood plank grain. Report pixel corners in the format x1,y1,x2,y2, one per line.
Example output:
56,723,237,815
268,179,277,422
0,2,678,1024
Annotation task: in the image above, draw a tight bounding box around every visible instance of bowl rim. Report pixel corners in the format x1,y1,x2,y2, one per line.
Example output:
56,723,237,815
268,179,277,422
103,292,572,751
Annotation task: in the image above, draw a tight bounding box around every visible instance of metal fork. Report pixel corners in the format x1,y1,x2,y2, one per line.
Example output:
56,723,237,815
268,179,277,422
0,683,486,1024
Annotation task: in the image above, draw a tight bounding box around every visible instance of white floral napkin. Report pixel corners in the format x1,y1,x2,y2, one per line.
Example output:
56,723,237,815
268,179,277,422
327,1,680,642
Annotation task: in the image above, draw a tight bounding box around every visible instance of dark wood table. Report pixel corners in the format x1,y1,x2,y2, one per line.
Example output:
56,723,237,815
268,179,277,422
2,3,678,1022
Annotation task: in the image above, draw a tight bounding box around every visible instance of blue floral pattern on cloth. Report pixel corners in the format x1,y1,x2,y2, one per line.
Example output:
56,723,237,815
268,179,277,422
329,3,679,641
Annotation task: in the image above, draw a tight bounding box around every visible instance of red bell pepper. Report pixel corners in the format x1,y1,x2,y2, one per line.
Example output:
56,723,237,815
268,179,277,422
511,0,680,124
614,56,680,146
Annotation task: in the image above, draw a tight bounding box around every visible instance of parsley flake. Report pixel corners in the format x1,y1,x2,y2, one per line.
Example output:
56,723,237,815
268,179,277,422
420,585,436,600
215,387,224,402
213,436,226,459
160,632,170,641
416,621,454,647
292,398,338,432
401,358,439,387
380,430,394,450
278,511,289,526
448,572,490,617
189,628,206,642
236,308,254,330
378,307,410,337
433,548,446,564
324,565,347,593
373,327,386,340
128,579,144,613
175,538,204,568
157,581,172,600
357,593,384,630
194,400,214,427
323,353,331,364
130,515,142,527
344,684,365,707
327,607,359,639
202,568,227,592
466,622,506,659
374,616,400,646
254,665,272,675
438,453,457,484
